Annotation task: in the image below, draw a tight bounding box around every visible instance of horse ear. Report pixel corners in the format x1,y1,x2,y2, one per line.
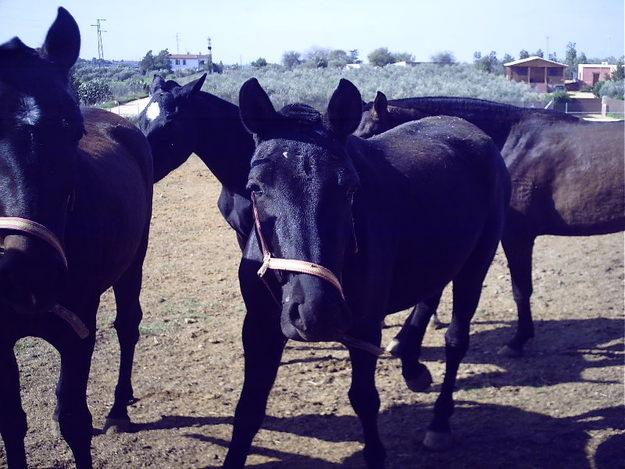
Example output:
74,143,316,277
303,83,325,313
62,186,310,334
150,75,166,94
239,78,277,135
326,79,362,138
372,91,388,118
41,7,80,73
178,73,206,99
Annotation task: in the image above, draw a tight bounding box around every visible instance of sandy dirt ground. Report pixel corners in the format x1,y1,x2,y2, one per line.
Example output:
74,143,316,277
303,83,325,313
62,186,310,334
2,157,623,468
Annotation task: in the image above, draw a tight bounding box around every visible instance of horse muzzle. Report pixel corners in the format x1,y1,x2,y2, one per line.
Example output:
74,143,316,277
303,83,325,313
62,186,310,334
0,218,68,314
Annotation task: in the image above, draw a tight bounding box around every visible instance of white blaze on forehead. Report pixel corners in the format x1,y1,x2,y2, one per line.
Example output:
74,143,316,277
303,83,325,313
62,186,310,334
145,101,161,121
17,96,41,125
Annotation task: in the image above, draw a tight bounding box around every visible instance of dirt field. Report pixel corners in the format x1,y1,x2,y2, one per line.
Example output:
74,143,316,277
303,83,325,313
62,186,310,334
3,156,623,468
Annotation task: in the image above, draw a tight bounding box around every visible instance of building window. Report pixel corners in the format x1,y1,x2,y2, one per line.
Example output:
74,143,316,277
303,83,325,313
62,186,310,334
183,59,186,65
175,59,179,65
517,68,527,76
548,68,562,76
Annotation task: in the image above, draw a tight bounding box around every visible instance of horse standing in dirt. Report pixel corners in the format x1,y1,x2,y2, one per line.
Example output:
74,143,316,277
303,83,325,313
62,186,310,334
355,94,624,384
0,9,152,468
222,78,510,468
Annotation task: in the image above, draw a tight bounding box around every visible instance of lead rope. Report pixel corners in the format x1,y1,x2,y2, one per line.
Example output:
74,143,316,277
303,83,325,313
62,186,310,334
250,193,384,357
0,217,89,339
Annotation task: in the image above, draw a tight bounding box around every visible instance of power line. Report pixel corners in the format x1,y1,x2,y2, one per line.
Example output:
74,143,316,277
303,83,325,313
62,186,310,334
90,18,106,60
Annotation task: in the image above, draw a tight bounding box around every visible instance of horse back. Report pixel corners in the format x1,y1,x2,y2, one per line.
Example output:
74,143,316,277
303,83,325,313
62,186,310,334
503,117,624,235
349,116,509,310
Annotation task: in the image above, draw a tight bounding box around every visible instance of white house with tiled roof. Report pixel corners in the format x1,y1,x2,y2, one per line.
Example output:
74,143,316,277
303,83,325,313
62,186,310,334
168,53,209,71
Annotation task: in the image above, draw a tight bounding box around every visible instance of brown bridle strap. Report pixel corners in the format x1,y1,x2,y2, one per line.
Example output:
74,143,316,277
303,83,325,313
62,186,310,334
0,218,87,339
52,304,90,339
0,217,68,270
250,193,384,357
251,193,345,300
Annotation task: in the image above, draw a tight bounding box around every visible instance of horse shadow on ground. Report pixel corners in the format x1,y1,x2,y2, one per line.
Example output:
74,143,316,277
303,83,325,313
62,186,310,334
129,400,623,468
121,317,623,467
285,317,623,391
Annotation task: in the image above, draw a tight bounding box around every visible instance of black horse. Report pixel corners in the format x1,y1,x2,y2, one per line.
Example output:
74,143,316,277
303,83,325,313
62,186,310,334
356,93,624,367
0,9,152,468
138,75,255,249
223,78,510,468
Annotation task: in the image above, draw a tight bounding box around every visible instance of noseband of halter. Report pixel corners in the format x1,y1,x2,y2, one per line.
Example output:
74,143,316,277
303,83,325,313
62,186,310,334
0,217,68,270
0,217,89,339
251,192,345,300
250,193,384,357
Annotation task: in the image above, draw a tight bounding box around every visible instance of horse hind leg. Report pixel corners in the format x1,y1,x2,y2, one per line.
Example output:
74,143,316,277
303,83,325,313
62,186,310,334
0,344,28,468
499,235,536,357
387,291,442,392
104,258,145,433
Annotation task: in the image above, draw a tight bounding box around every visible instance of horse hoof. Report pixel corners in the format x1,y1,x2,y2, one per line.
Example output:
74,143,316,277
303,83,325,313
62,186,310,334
423,430,452,451
498,344,523,357
103,417,132,434
385,338,402,357
430,317,447,330
405,365,432,392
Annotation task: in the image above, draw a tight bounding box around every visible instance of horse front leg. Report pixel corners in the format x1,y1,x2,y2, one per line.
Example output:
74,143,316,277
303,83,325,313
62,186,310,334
223,311,286,469
386,291,442,392
348,326,385,468
52,299,98,469
0,343,28,468
500,235,536,356
105,260,145,432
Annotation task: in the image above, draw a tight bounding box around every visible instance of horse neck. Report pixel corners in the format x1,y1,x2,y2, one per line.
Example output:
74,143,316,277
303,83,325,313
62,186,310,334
192,92,254,195
387,97,530,149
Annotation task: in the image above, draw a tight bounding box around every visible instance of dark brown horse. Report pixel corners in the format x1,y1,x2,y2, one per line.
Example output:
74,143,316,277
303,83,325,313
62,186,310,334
355,93,624,382
0,9,152,468
224,78,510,468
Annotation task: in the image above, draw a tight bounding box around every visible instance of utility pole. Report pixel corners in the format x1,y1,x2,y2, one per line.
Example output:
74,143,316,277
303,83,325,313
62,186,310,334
91,18,106,61
546,36,550,60
176,33,180,54
207,36,213,73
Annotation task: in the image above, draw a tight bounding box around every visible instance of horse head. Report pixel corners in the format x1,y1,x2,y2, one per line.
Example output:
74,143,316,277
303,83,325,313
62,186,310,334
239,78,362,342
138,74,206,181
0,7,83,315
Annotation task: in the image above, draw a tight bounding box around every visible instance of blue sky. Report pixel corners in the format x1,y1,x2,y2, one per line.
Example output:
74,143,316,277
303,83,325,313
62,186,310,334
1,0,623,64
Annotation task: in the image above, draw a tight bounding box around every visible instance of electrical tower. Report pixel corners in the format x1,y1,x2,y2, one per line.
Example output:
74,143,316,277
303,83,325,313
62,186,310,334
207,36,213,73
91,19,106,60
176,33,180,54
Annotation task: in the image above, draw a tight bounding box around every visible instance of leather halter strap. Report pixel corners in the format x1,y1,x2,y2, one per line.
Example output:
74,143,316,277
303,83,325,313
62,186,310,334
251,193,345,300
250,193,384,357
0,217,68,270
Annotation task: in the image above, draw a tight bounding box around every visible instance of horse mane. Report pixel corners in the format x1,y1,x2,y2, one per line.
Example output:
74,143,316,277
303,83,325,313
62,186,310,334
378,96,578,123
279,103,323,127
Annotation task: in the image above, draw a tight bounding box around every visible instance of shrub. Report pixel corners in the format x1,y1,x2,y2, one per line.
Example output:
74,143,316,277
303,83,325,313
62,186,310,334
251,57,268,68
598,79,624,100
78,79,112,105
199,63,545,110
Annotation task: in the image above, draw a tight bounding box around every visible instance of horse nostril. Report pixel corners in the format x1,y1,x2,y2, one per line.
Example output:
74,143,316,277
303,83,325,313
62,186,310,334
287,300,303,327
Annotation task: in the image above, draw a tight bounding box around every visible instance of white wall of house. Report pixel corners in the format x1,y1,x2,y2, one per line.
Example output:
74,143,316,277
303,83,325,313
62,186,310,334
170,56,207,71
